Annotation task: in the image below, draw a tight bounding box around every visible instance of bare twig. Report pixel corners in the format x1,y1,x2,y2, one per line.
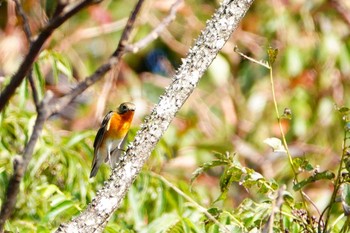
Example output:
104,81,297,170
13,0,32,43
27,71,40,111
94,65,121,123
0,0,100,112
149,14,189,56
234,46,270,68
125,0,183,53
302,191,321,216
262,185,286,233
59,18,128,50
13,0,40,111
56,0,254,231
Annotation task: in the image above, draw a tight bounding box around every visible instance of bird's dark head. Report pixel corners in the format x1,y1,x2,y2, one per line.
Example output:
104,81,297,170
117,102,136,114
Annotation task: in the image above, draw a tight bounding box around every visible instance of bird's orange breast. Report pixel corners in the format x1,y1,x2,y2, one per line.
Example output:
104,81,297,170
106,111,134,139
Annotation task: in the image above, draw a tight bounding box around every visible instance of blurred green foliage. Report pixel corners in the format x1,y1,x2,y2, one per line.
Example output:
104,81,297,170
1,0,350,232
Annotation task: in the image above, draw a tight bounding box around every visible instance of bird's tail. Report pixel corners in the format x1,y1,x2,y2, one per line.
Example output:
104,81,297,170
90,158,102,178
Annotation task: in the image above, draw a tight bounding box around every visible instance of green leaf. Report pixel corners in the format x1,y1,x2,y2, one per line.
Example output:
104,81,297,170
165,220,183,233
283,191,295,207
341,183,350,216
267,47,278,65
19,78,29,108
212,152,228,161
293,170,335,191
219,166,235,193
216,166,243,202
181,218,201,233
140,212,179,233
338,107,350,114
33,62,45,100
293,157,314,172
66,132,93,147
45,200,78,221
207,207,222,218
191,160,227,184
336,106,350,123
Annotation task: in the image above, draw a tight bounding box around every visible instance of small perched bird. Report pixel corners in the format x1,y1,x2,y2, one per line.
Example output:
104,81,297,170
90,102,136,178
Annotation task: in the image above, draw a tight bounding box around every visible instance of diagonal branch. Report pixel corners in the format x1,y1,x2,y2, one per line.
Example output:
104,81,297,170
56,0,254,231
0,0,101,112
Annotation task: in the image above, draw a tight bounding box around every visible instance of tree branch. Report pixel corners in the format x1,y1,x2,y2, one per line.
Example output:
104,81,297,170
56,0,254,231
0,0,100,112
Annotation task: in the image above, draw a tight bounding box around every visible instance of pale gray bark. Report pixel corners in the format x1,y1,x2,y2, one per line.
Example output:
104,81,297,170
56,0,255,232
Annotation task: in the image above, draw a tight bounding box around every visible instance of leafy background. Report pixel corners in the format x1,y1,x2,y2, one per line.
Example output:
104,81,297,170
0,0,350,232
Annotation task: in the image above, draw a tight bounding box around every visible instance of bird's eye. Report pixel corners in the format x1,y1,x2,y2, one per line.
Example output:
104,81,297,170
122,105,127,110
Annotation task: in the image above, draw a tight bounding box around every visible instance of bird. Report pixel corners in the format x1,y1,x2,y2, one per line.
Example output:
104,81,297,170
90,102,136,178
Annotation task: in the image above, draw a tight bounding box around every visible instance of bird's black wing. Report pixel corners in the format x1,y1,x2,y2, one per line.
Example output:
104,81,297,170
93,111,113,150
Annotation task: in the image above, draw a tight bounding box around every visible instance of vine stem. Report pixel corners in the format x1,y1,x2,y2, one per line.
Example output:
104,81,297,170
268,67,297,176
268,65,316,232
323,129,348,231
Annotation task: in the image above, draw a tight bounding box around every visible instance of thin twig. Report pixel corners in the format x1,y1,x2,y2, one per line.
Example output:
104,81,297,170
323,129,348,231
302,191,321,216
13,0,32,43
262,185,286,233
13,0,40,111
125,0,183,53
59,18,128,50
149,14,189,56
0,0,99,112
27,71,40,111
234,46,270,69
94,65,121,124
152,172,232,233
